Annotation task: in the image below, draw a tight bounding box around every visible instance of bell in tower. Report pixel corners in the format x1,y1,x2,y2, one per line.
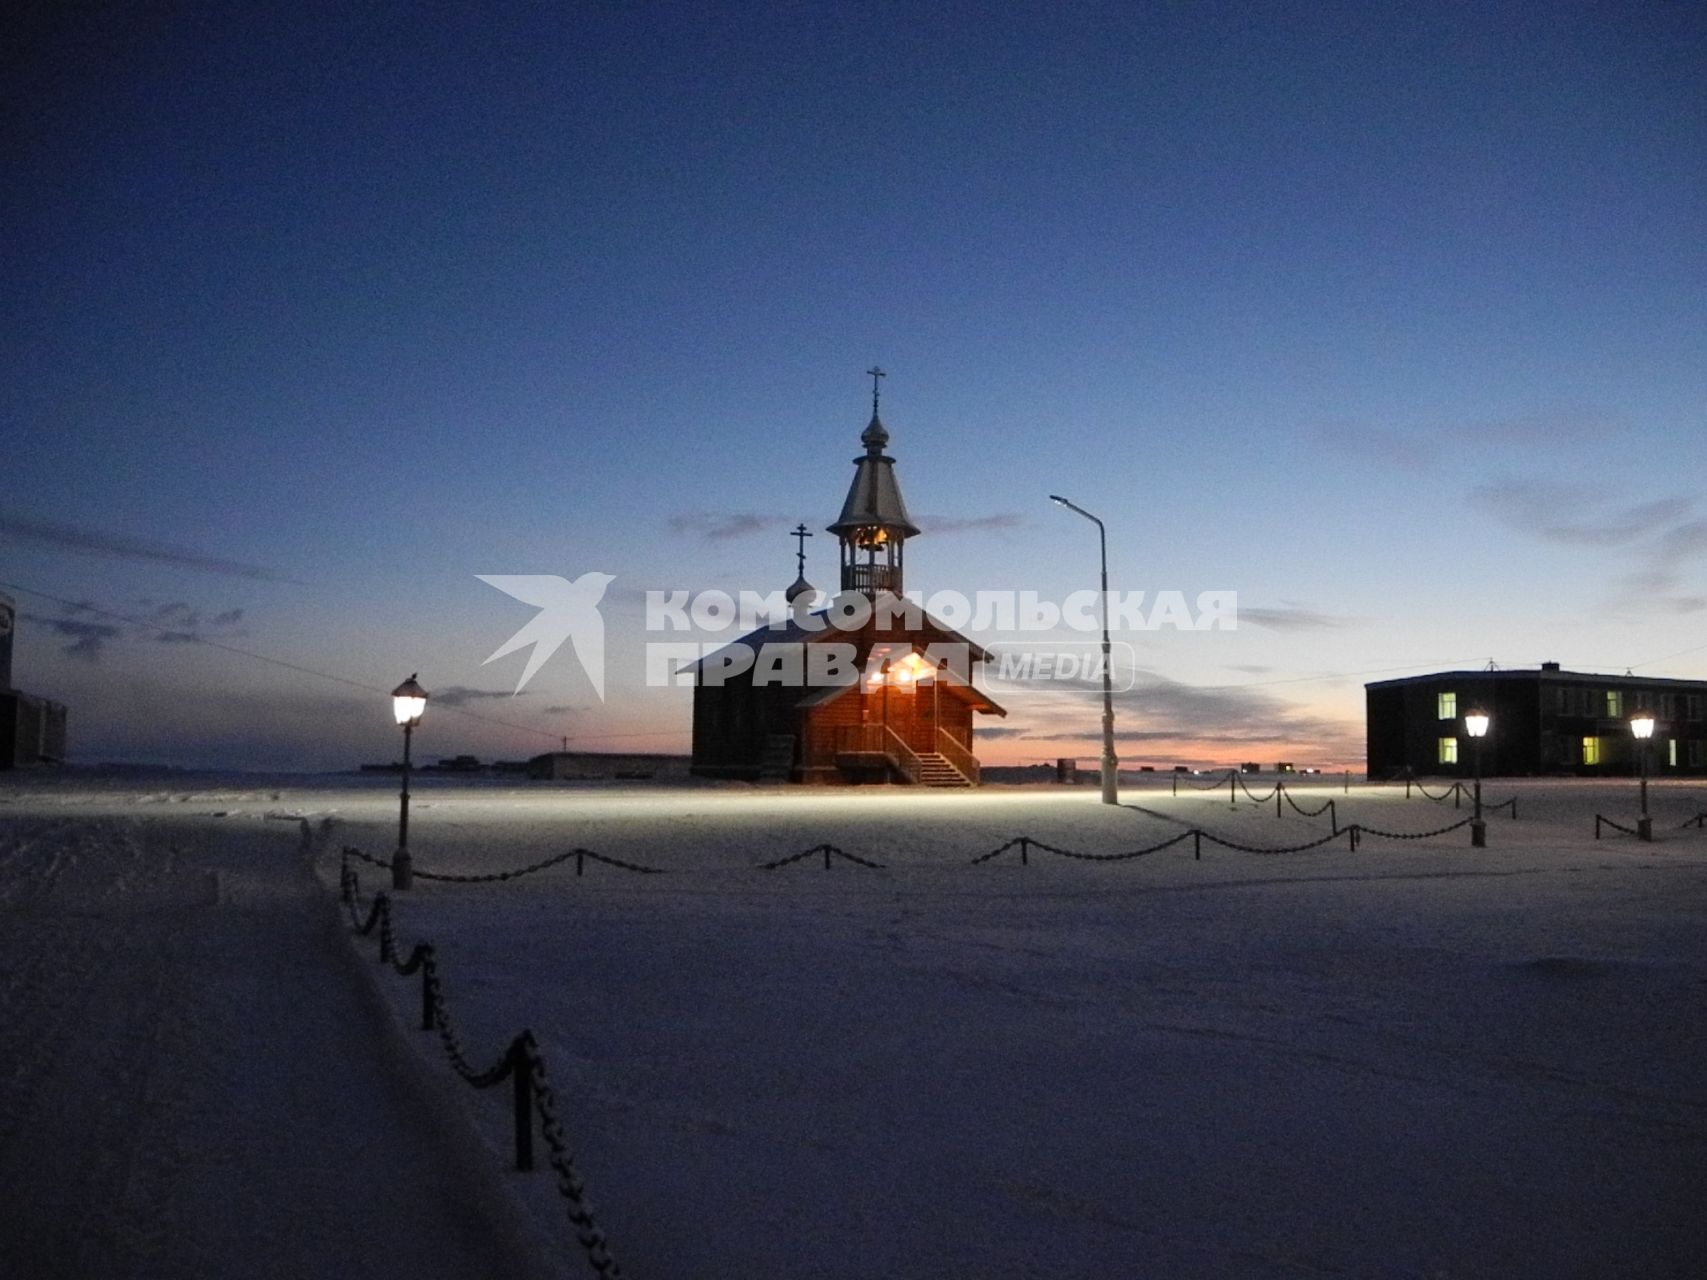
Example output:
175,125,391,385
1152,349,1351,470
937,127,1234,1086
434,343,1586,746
826,367,921,598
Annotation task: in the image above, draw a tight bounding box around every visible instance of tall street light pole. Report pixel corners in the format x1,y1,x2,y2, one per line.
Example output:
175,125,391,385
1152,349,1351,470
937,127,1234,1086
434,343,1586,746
1050,495,1118,805
391,674,429,889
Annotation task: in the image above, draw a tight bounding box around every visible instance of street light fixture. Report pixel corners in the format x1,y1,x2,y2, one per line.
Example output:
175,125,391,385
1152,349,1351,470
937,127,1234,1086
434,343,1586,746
1049,494,1118,805
1630,710,1655,842
1464,706,1489,848
391,674,429,889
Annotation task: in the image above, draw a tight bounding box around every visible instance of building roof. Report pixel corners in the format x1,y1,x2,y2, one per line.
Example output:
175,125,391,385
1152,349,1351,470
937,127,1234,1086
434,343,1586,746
680,594,997,673
1366,665,1707,691
825,413,921,539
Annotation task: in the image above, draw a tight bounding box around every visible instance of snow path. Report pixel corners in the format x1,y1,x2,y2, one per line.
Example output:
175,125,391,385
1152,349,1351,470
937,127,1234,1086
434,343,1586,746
0,809,551,1280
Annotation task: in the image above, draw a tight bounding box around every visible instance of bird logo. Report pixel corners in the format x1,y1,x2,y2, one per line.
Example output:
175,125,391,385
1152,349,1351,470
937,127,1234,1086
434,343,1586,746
476,573,615,699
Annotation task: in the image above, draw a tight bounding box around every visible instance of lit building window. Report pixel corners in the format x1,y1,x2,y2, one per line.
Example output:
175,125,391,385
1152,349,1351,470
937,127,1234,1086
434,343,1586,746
1605,691,1622,717
1669,739,1679,768
1438,737,1458,764
1582,736,1601,765
1438,691,1457,720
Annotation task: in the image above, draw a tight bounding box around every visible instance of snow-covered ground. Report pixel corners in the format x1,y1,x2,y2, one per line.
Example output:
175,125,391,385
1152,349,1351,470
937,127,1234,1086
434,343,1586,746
3,772,1705,1278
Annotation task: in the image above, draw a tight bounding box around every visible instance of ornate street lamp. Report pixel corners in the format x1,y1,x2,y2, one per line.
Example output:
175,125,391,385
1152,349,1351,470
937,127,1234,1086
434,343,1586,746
391,674,428,889
1050,495,1118,805
1464,706,1489,848
1630,710,1655,842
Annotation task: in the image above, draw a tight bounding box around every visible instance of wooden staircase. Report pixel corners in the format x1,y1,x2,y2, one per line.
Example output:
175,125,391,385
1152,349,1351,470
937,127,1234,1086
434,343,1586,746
915,751,973,788
757,734,796,782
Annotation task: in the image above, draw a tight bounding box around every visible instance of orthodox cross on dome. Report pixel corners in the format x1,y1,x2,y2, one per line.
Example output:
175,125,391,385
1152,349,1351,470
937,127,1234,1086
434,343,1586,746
791,522,813,577
786,521,816,604
867,365,885,416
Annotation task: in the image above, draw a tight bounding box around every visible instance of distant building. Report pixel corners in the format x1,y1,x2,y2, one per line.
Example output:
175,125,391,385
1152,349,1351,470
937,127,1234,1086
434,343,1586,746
688,382,1006,785
0,593,70,769
527,751,691,781
1365,663,1707,778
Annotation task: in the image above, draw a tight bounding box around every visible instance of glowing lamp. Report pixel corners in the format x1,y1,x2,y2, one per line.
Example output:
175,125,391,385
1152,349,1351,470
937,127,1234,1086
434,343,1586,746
1630,711,1655,740
1464,708,1490,738
392,674,429,726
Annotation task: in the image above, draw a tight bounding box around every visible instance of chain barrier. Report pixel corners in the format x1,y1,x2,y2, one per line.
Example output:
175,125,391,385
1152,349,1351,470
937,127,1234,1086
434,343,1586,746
522,1036,623,1278
1353,817,1474,840
1594,814,1640,838
1410,779,1460,802
971,831,1195,864
1196,827,1349,855
342,843,662,883
966,837,1026,866
759,842,886,871
1173,768,1237,793
1235,775,1281,804
1283,791,1337,823
337,858,621,1276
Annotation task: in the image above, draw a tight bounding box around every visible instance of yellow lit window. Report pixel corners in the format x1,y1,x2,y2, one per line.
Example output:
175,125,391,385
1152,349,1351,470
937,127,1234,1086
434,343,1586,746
1605,691,1622,717
1669,739,1678,767
1438,691,1457,720
1582,736,1601,765
1438,737,1458,765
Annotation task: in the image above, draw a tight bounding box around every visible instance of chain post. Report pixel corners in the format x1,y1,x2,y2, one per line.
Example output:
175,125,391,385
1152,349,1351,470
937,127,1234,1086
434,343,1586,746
1344,770,1349,794
1172,772,1177,796
1019,836,1029,866
377,895,394,964
1329,799,1338,835
510,1036,535,1172
1229,770,1236,808
1405,776,1412,799
420,947,436,1031
1594,815,1602,840
1276,780,1283,819
576,850,585,877
1193,829,1201,861
823,844,832,870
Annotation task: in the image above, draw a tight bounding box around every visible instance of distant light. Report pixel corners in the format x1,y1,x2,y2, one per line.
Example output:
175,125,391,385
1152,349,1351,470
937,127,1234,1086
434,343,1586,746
392,674,429,726
1631,710,1656,740
1464,707,1490,738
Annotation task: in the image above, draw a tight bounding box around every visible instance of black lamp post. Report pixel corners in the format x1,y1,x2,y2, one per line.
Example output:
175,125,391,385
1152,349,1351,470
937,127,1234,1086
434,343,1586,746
1465,706,1489,848
1049,494,1118,805
1631,710,1655,842
391,674,428,889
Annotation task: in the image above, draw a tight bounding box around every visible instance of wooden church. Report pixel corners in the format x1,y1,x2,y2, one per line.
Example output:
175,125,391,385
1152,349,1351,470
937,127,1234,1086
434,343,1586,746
689,379,1006,785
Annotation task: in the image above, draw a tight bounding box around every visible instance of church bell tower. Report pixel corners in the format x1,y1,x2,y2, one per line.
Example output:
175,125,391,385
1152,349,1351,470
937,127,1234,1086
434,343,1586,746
826,367,921,597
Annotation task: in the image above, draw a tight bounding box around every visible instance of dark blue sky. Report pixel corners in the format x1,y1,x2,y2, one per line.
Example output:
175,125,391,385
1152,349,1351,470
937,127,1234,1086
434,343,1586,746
4,1,1704,769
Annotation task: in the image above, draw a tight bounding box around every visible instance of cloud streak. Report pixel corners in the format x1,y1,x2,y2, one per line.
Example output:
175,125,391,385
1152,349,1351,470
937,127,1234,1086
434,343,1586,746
915,512,1026,535
23,598,249,661
1237,604,1349,631
668,512,787,542
992,667,1359,763
431,685,529,708
1468,479,1707,613
0,513,296,582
